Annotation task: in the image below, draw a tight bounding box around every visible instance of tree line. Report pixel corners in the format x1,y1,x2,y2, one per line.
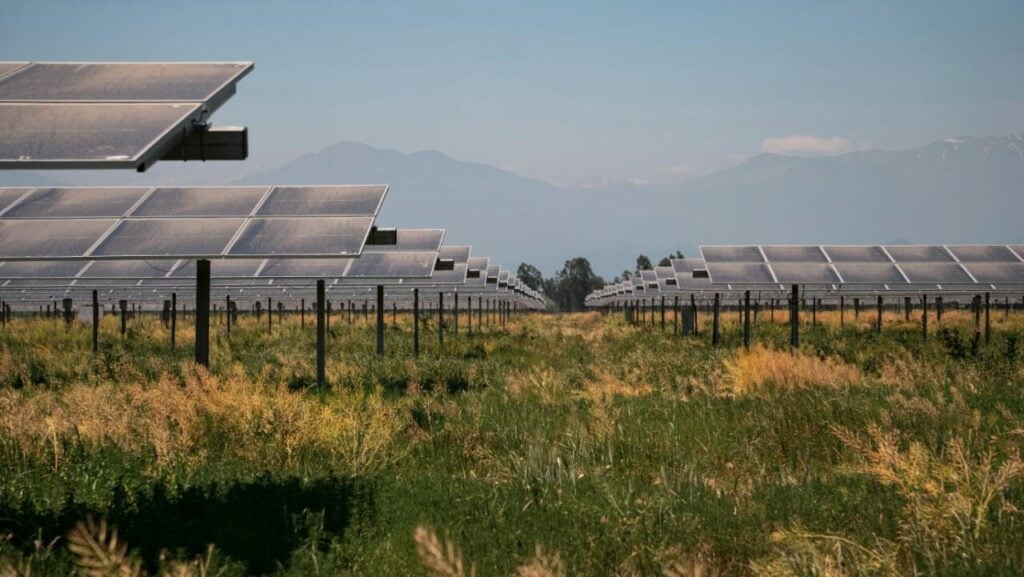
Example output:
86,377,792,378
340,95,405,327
516,251,684,311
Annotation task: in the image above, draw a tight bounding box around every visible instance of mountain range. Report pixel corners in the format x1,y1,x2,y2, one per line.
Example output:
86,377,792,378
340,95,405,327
4,136,1022,278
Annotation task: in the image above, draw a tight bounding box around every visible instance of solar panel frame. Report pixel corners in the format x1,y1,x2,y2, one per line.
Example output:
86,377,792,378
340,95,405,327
341,251,437,279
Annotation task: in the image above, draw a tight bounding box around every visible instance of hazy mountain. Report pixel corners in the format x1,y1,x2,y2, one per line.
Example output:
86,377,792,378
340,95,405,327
233,136,1024,277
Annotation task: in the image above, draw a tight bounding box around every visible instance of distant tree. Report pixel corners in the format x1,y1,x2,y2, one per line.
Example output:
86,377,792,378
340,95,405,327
657,257,671,267
621,270,632,280
635,254,652,272
516,262,544,292
549,257,603,311
657,251,685,267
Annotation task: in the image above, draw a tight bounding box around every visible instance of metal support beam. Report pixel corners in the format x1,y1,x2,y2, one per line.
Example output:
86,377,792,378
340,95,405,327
195,259,210,367
92,290,99,355
413,288,420,357
790,284,799,349
376,285,385,359
316,280,326,388
171,292,177,351
743,290,751,350
438,292,445,351
712,292,721,347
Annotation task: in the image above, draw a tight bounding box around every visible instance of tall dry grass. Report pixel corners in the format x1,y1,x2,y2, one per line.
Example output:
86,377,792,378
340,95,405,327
712,345,863,396
0,364,408,476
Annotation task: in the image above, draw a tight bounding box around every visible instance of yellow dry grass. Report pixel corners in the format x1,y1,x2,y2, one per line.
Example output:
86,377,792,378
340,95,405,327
0,364,408,476
712,345,863,397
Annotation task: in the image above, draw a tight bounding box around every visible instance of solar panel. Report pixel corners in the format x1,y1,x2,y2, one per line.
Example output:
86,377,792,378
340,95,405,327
438,245,471,264
0,102,203,168
885,245,955,262
772,263,840,284
701,246,765,263
364,228,444,252
762,246,827,263
0,188,31,214
832,263,907,284
962,263,1024,284
467,257,489,270
171,259,264,278
343,252,437,278
90,218,244,258
0,260,87,278
946,245,1021,263
0,62,252,104
671,258,706,274
898,263,974,284
2,187,149,218
0,219,116,259
705,263,775,284
821,246,890,262
228,217,374,257
258,259,351,279
78,260,178,279
132,187,268,217
0,63,28,80
256,185,386,217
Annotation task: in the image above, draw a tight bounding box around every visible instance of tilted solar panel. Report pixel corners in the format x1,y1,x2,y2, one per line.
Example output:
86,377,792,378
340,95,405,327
762,245,827,263
0,62,252,104
438,246,471,264
91,218,245,258
342,252,437,278
701,246,765,263
132,187,269,217
821,246,890,262
831,263,907,284
0,219,116,259
946,245,1021,263
772,263,840,284
963,263,1024,284
364,228,444,252
885,245,955,263
256,185,386,216
898,263,974,284
0,102,203,168
228,217,374,257
705,263,775,284
1,187,150,218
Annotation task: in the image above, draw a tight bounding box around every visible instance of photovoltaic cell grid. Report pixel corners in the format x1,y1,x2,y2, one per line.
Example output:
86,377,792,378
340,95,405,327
0,62,252,170
699,245,1024,288
0,185,386,260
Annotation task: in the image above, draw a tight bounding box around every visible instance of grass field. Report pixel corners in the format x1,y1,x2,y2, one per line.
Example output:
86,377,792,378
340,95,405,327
1,307,1023,576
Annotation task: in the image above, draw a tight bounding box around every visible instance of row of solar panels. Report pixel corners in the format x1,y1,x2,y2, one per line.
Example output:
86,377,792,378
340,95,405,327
586,246,1024,306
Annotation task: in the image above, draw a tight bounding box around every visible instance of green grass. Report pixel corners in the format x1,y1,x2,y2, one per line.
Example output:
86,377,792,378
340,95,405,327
1,309,1023,575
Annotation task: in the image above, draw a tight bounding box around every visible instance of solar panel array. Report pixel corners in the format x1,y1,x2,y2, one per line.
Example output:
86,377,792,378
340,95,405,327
0,185,386,260
0,62,253,170
586,246,1024,308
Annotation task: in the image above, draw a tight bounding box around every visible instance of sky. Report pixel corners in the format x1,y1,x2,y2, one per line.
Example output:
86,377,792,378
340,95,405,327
2,1,1023,186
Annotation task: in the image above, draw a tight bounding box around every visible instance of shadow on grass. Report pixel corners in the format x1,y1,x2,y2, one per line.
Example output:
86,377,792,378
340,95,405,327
0,475,373,574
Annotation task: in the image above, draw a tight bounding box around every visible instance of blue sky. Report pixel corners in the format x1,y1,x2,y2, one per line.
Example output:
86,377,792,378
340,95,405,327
3,1,1022,185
